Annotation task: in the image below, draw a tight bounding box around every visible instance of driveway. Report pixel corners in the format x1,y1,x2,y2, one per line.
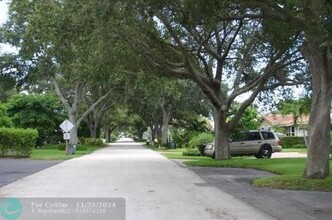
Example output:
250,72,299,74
0,141,273,220
189,167,332,220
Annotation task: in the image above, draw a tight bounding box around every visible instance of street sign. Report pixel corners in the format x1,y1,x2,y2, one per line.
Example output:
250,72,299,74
60,119,74,133
63,132,70,140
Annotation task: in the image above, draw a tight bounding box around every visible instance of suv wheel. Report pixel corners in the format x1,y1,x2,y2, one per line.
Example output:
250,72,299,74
257,145,272,158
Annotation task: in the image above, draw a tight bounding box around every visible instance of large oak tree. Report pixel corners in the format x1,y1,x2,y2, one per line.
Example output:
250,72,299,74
122,0,308,159
238,0,331,179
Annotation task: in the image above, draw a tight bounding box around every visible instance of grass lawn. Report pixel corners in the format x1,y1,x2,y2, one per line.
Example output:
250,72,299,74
30,144,105,160
154,147,332,191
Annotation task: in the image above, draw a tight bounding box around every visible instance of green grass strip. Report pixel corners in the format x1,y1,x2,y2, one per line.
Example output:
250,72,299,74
153,147,332,191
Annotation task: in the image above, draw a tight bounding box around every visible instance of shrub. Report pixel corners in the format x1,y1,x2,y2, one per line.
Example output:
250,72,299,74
47,134,63,144
188,132,213,149
57,144,66,151
182,149,201,156
0,127,38,157
80,138,103,146
77,145,88,151
280,136,306,148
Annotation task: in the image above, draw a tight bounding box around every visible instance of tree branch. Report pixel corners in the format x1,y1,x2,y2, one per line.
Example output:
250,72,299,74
76,87,116,126
52,77,72,112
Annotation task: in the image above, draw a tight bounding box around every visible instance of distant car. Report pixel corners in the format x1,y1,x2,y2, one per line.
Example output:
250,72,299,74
203,130,282,159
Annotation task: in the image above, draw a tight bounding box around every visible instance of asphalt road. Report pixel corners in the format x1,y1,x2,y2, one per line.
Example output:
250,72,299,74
0,158,61,188
0,140,331,220
0,141,273,220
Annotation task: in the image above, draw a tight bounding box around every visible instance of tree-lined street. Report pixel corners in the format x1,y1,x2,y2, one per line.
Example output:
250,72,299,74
1,0,331,179
1,140,331,219
0,1,331,219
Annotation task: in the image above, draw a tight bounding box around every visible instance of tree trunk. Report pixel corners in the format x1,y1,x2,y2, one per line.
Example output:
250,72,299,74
161,104,172,144
303,39,332,179
162,121,169,144
104,124,110,142
137,128,145,140
214,107,231,160
90,125,97,138
69,112,78,151
156,123,162,140
85,116,99,138
153,121,162,141
150,125,156,141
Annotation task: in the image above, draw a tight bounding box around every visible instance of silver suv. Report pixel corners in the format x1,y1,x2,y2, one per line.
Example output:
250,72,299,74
203,130,282,158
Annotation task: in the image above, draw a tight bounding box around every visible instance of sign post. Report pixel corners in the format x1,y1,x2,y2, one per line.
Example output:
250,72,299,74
59,119,74,154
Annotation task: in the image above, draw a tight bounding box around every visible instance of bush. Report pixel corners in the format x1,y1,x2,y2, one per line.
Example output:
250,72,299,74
47,134,63,144
182,149,201,156
172,130,203,148
280,136,306,148
0,127,38,157
80,138,103,146
57,144,65,151
188,132,213,149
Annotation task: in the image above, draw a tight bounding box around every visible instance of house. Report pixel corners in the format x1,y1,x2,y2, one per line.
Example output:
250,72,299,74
261,114,309,137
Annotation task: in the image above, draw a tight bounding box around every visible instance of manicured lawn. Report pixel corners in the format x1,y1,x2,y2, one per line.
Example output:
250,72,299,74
154,147,332,191
30,144,104,160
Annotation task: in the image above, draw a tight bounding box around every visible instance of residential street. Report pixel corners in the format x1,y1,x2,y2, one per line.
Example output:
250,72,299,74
0,140,331,220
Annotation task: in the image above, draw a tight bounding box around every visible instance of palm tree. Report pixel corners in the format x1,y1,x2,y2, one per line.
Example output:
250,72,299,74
278,98,311,145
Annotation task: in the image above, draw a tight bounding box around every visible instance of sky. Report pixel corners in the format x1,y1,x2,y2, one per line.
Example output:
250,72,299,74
0,0,9,25
0,0,16,53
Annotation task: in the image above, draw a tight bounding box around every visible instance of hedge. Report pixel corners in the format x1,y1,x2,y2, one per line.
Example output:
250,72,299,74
182,149,201,156
0,127,38,157
79,137,103,146
279,136,306,148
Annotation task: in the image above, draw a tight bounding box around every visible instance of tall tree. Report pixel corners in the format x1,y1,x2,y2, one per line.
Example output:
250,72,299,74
239,0,331,178
2,0,124,149
122,0,307,159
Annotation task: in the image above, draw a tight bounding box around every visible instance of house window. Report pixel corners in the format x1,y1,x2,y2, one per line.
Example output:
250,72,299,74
286,126,295,136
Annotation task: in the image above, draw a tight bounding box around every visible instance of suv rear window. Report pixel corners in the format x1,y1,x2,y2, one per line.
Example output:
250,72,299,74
247,132,261,141
261,131,275,140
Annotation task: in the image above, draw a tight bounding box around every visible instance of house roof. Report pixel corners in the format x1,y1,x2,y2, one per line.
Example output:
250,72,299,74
263,114,310,126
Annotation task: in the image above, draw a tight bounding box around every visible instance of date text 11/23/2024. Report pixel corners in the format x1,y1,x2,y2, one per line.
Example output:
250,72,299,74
0,198,126,220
